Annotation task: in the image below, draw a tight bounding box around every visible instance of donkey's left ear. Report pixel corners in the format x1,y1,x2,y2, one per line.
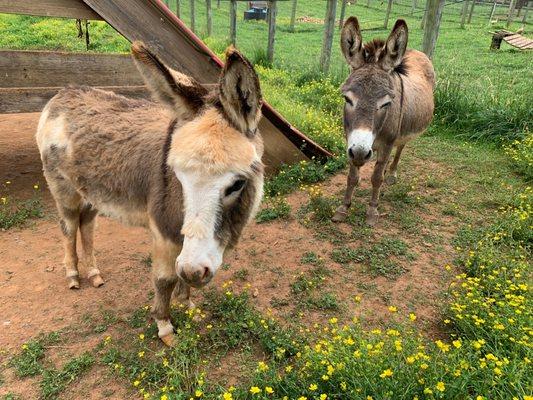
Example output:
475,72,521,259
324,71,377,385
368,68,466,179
381,19,408,71
219,47,262,137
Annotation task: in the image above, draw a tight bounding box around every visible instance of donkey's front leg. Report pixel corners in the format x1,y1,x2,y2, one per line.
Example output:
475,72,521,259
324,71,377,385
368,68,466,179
151,237,180,346
332,163,360,222
172,277,195,309
367,145,394,226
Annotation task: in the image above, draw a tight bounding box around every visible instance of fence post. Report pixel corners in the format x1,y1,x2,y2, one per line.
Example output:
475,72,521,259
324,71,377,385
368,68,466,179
420,5,427,28
290,0,297,32
507,0,516,26
422,0,445,58
460,0,469,28
384,0,394,28
522,1,529,25
320,0,337,73
489,0,497,21
367,0,371,7
217,0,220,8
206,0,212,36
411,0,418,15
267,0,277,64
230,0,237,45
339,0,347,28
467,0,476,23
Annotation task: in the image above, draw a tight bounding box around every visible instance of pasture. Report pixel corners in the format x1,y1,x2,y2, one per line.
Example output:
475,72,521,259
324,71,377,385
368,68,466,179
0,1,531,399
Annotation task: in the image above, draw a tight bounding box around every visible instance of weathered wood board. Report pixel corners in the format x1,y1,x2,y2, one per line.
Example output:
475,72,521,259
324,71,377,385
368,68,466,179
0,0,102,20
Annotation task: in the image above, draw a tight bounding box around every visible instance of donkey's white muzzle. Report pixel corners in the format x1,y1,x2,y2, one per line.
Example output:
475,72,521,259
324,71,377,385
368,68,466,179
347,129,374,165
176,236,223,288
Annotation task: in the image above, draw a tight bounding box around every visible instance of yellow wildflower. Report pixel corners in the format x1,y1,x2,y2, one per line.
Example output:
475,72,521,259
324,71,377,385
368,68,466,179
380,369,393,378
249,387,261,395
436,382,445,392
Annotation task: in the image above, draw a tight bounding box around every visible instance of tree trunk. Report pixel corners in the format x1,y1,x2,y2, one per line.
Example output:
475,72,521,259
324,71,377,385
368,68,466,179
411,0,418,16
422,0,445,58
467,0,476,23
290,0,297,32
367,0,371,7
339,0,347,28
320,0,337,73
206,0,212,36
267,0,277,64
190,0,196,32
229,0,237,45
384,0,394,28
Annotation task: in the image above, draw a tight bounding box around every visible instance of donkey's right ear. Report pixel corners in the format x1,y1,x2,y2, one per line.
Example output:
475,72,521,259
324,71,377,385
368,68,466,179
340,17,364,70
131,41,207,119
218,47,262,137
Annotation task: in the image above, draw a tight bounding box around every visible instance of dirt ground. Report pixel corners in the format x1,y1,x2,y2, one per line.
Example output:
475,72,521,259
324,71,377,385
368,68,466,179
0,113,456,398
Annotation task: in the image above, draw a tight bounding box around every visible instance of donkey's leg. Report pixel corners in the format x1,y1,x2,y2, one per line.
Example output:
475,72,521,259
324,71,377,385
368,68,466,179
385,144,405,185
151,237,180,346
58,204,82,289
172,278,195,309
367,145,394,226
79,204,103,288
332,163,360,222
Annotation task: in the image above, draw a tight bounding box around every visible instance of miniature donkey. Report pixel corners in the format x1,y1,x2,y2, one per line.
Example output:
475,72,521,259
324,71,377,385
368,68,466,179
36,42,264,345
332,17,435,225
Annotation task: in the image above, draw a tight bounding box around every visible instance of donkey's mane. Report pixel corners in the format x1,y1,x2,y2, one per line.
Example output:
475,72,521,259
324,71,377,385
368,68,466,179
363,38,408,76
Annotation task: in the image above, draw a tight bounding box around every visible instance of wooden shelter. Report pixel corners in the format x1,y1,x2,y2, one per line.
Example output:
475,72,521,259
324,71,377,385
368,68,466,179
0,0,331,170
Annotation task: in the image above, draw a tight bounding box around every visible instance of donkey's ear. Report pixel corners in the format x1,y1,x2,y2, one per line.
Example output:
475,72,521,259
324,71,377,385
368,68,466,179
340,17,364,70
381,19,408,71
131,41,207,119
218,47,262,137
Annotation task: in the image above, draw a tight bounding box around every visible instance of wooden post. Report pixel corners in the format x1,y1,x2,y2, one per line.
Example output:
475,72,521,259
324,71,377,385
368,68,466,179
190,0,196,32
460,0,469,28
217,0,220,8
522,1,529,25
507,0,516,26
367,0,371,7
206,0,212,36
290,0,297,32
339,0,347,28
320,0,337,73
467,0,476,23
384,0,394,28
267,0,277,64
411,0,418,15
229,0,237,45
489,0,497,21
420,5,427,28
422,0,445,58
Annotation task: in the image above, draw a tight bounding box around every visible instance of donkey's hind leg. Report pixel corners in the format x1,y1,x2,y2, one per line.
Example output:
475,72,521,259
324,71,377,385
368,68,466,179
55,198,82,289
79,204,103,287
386,144,405,185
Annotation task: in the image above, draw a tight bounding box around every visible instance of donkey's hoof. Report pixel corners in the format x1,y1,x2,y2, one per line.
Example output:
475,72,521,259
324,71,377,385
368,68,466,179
385,174,397,185
68,277,80,289
366,207,379,226
90,274,105,288
160,333,175,347
332,206,348,223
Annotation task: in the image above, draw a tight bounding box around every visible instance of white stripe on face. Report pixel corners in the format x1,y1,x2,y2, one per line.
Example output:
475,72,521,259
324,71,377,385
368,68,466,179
175,170,235,284
347,129,374,159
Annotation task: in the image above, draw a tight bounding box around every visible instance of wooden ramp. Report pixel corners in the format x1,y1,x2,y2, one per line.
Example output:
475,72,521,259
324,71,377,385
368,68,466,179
0,0,332,171
490,29,533,50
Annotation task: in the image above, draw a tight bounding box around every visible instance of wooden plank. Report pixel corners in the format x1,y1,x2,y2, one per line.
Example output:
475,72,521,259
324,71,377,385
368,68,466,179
0,50,143,88
80,0,332,166
0,0,102,20
0,86,148,114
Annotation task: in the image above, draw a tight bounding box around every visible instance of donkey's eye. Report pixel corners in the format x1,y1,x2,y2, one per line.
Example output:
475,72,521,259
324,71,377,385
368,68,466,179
344,96,353,106
225,179,246,197
379,101,392,109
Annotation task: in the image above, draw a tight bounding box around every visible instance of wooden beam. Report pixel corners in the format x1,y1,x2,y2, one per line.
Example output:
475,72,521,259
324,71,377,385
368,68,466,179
0,0,102,20
0,50,143,89
0,86,148,114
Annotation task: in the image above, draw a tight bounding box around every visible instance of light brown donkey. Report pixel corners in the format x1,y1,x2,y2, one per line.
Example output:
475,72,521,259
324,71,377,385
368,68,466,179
332,17,435,226
36,42,265,345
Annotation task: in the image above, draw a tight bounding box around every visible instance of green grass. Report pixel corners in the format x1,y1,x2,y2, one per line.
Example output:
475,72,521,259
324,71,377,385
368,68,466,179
255,196,291,223
40,353,94,400
0,197,43,230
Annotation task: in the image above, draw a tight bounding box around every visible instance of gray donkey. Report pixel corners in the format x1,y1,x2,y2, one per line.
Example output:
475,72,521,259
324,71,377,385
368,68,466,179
36,43,264,345
332,17,435,225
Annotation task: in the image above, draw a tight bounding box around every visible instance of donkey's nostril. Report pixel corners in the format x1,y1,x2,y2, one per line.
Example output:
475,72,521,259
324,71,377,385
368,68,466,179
348,147,355,158
202,267,210,281
365,150,373,160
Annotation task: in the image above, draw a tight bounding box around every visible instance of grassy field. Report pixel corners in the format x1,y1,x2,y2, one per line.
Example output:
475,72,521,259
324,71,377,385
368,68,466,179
0,1,532,399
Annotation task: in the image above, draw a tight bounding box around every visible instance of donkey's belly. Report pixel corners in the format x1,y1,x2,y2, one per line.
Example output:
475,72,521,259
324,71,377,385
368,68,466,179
90,199,149,227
